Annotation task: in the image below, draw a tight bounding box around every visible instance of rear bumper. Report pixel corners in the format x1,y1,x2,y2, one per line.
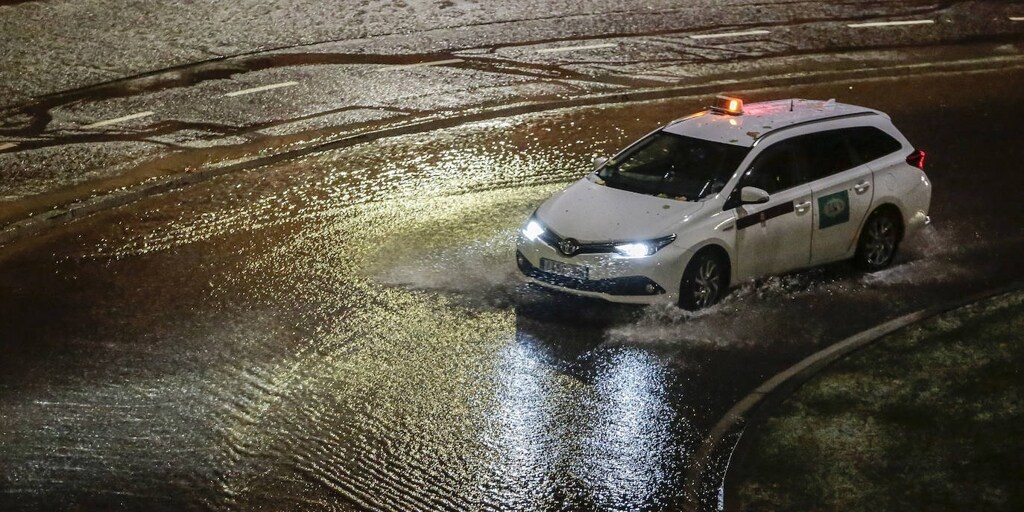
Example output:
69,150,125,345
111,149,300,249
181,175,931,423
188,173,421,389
905,210,930,238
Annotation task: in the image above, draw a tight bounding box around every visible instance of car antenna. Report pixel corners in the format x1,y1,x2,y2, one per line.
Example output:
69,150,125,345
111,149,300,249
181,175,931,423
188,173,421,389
790,99,794,112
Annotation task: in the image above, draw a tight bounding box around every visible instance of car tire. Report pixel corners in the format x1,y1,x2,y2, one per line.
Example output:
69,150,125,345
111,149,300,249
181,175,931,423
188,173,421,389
855,208,901,271
679,250,729,311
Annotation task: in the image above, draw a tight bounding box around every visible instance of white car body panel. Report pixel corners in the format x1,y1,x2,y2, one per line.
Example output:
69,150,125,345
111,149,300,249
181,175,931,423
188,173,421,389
734,183,813,280
536,177,704,242
867,151,933,238
809,163,874,264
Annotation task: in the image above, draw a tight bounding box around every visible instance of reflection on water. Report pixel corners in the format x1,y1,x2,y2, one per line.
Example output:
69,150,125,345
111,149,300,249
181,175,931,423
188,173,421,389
485,341,559,509
583,348,675,509
482,325,678,510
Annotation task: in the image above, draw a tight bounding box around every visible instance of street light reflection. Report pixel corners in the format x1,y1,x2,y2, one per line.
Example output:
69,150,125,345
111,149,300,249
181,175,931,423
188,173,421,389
482,326,676,508
583,347,674,508
484,339,558,509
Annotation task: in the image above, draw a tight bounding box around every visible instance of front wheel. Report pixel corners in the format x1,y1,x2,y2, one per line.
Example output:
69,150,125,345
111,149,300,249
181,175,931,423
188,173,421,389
855,209,901,271
679,251,729,310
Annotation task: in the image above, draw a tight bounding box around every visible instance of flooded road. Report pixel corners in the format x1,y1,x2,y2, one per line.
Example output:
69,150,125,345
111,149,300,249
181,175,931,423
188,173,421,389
1,66,1023,510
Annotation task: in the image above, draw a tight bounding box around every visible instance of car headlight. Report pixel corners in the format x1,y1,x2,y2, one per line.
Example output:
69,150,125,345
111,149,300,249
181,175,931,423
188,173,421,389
522,218,545,241
614,234,676,257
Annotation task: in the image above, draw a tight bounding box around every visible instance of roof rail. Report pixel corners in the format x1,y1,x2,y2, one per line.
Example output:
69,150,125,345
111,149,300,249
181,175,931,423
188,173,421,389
751,111,879,147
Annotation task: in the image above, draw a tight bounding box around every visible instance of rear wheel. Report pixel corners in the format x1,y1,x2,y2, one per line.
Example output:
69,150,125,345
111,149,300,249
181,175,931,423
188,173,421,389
679,250,728,310
855,209,901,271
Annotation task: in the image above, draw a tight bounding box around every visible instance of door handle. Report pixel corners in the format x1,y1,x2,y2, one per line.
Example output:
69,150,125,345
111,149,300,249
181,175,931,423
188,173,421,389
795,201,811,214
853,181,871,194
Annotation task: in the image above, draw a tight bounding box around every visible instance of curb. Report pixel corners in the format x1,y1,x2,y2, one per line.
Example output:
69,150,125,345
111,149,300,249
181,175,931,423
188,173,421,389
683,282,1024,511
3,55,1024,248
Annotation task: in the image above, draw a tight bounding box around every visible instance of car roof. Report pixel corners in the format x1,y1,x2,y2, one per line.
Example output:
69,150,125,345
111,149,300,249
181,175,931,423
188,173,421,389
663,99,885,147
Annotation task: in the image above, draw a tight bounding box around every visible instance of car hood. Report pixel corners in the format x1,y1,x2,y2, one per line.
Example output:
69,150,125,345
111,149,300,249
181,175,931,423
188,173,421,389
537,178,704,241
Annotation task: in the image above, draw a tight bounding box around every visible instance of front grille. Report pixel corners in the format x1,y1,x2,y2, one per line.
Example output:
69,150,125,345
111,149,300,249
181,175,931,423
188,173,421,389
537,230,617,256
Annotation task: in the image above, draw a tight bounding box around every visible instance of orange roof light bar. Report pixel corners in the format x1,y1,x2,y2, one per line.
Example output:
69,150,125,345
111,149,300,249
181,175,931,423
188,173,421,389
711,95,744,115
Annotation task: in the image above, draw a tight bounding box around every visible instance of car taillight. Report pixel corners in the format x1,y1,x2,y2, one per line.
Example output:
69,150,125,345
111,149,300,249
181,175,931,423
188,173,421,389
906,149,926,170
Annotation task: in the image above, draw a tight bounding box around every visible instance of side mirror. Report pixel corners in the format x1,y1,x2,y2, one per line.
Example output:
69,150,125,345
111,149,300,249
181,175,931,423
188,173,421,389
593,156,609,170
740,186,770,204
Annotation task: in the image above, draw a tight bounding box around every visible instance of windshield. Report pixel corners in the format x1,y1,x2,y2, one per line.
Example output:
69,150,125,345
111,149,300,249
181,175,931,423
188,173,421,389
596,131,749,200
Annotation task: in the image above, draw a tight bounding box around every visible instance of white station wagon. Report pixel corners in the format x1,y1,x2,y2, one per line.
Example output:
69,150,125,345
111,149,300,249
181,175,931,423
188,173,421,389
516,96,931,309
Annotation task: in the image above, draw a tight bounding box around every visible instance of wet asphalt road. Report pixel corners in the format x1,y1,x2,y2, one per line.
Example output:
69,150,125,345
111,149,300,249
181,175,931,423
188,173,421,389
2,0,1015,99
1,61,1023,510
2,0,1023,218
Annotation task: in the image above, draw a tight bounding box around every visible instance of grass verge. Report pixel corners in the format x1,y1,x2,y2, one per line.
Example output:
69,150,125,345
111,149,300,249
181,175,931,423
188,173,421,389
730,290,1024,511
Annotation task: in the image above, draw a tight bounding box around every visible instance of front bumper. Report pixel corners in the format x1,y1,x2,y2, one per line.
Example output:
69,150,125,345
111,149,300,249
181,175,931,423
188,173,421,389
515,236,686,304
516,251,665,296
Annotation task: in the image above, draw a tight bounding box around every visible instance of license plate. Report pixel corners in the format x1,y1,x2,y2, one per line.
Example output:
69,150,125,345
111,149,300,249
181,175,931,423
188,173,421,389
540,258,589,280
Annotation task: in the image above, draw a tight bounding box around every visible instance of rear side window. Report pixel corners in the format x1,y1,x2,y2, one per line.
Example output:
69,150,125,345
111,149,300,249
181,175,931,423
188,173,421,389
791,130,859,181
846,126,902,163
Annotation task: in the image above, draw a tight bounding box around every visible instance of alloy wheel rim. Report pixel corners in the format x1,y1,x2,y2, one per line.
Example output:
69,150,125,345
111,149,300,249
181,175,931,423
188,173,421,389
865,216,896,266
693,258,720,308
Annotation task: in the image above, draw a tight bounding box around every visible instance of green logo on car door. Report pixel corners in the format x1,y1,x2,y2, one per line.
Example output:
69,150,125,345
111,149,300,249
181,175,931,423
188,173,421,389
818,190,849,229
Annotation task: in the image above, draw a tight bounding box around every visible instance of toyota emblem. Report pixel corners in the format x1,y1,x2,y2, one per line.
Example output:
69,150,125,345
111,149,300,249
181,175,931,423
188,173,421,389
558,238,580,256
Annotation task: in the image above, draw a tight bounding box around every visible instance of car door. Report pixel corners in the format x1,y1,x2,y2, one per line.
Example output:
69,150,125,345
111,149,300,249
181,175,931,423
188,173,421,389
731,140,814,281
799,129,875,264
